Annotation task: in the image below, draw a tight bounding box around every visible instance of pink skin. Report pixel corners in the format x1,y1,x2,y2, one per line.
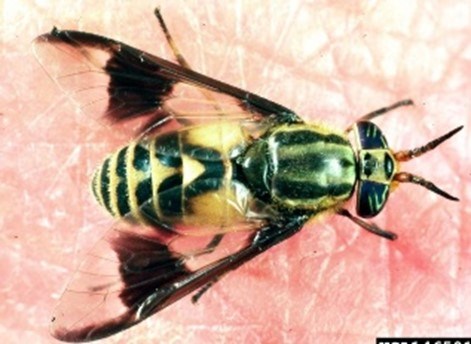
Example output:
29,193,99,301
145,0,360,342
1,1,470,343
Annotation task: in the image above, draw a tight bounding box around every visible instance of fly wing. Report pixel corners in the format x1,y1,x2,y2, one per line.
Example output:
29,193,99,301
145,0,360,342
33,29,301,136
51,215,308,342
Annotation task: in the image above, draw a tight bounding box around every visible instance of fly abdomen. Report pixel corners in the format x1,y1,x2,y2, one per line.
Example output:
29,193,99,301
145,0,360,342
92,142,153,221
92,122,255,231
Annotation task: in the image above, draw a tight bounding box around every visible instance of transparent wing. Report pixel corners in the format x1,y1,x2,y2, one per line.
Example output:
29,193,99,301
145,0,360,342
51,214,308,342
33,29,301,136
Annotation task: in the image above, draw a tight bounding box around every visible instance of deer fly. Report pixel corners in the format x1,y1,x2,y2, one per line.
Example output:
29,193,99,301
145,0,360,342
34,8,463,342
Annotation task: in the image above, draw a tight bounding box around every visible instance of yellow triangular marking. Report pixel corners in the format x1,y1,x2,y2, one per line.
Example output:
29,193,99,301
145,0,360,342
183,155,206,186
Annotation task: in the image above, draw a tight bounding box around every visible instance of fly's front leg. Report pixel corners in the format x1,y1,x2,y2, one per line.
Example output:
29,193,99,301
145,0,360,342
346,99,414,132
336,209,397,240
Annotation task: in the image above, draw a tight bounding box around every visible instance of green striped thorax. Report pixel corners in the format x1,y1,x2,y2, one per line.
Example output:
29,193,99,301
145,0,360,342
241,123,357,213
241,121,397,218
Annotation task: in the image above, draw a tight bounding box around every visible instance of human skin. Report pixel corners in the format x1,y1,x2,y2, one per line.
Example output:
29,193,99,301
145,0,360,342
1,1,470,343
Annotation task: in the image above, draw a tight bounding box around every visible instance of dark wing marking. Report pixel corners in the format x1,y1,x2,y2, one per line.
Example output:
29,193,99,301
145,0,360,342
33,28,302,136
50,215,308,342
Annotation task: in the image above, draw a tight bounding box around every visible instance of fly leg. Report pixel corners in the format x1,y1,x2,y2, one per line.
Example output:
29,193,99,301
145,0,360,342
187,234,225,258
202,234,224,254
191,277,221,304
153,8,224,115
190,234,225,303
154,8,192,68
346,99,414,132
336,208,397,240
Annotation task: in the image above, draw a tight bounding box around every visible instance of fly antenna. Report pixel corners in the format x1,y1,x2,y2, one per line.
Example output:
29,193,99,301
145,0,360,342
394,172,459,201
394,126,463,162
392,125,463,201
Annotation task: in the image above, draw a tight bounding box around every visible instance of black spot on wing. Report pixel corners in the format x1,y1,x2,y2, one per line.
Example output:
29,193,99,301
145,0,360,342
112,231,190,309
104,46,176,121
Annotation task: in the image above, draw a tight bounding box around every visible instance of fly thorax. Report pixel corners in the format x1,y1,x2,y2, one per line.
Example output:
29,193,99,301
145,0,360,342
241,124,356,212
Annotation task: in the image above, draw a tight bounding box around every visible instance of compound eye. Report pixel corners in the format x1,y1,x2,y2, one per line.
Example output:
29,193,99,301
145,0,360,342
356,180,390,218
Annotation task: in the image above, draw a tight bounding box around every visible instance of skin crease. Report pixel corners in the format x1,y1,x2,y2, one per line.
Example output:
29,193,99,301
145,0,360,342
1,0,470,343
